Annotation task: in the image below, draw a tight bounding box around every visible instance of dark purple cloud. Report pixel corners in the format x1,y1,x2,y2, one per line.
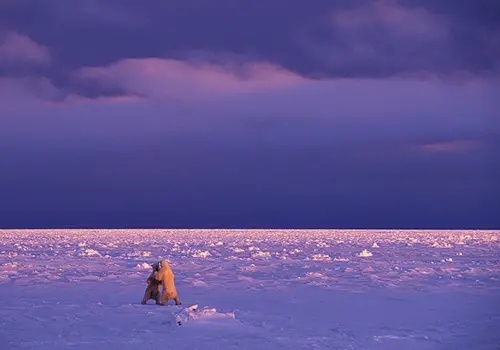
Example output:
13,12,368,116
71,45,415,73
1,0,498,80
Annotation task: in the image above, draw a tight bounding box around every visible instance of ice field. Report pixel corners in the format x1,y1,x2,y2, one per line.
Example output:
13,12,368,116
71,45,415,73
0,229,499,349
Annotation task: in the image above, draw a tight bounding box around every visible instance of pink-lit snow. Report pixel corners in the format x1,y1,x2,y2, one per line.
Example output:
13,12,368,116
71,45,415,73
1,229,499,349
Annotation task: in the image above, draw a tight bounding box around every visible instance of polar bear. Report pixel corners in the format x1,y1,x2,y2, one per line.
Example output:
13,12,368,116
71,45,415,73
156,259,181,306
141,263,162,305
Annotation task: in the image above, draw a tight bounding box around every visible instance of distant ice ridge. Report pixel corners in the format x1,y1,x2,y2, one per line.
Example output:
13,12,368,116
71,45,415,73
0,229,499,292
432,242,453,248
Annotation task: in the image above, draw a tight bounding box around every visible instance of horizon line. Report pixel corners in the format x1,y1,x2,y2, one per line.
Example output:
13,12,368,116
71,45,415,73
0,227,498,231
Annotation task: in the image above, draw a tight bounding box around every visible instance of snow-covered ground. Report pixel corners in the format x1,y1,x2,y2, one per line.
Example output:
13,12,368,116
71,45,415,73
1,229,499,349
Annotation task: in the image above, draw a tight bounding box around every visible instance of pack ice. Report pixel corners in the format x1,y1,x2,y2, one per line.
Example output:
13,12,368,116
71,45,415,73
1,229,499,349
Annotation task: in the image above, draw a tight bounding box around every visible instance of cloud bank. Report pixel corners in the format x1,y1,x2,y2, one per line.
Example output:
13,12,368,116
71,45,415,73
0,1,498,228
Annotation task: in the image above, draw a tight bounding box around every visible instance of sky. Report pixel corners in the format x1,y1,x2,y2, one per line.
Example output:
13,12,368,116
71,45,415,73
0,0,499,229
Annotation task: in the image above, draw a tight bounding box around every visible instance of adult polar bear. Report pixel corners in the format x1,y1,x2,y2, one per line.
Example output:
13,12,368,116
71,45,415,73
157,259,181,306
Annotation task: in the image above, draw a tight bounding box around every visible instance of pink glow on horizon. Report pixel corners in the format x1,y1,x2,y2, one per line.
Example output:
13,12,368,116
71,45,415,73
417,140,482,152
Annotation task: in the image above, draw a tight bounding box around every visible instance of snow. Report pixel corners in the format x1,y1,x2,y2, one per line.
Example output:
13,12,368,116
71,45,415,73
1,229,499,349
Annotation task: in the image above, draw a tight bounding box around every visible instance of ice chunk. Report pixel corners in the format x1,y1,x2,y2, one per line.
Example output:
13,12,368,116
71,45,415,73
358,249,373,257
192,250,212,258
76,249,102,257
135,262,152,269
311,254,332,261
252,251,271,259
